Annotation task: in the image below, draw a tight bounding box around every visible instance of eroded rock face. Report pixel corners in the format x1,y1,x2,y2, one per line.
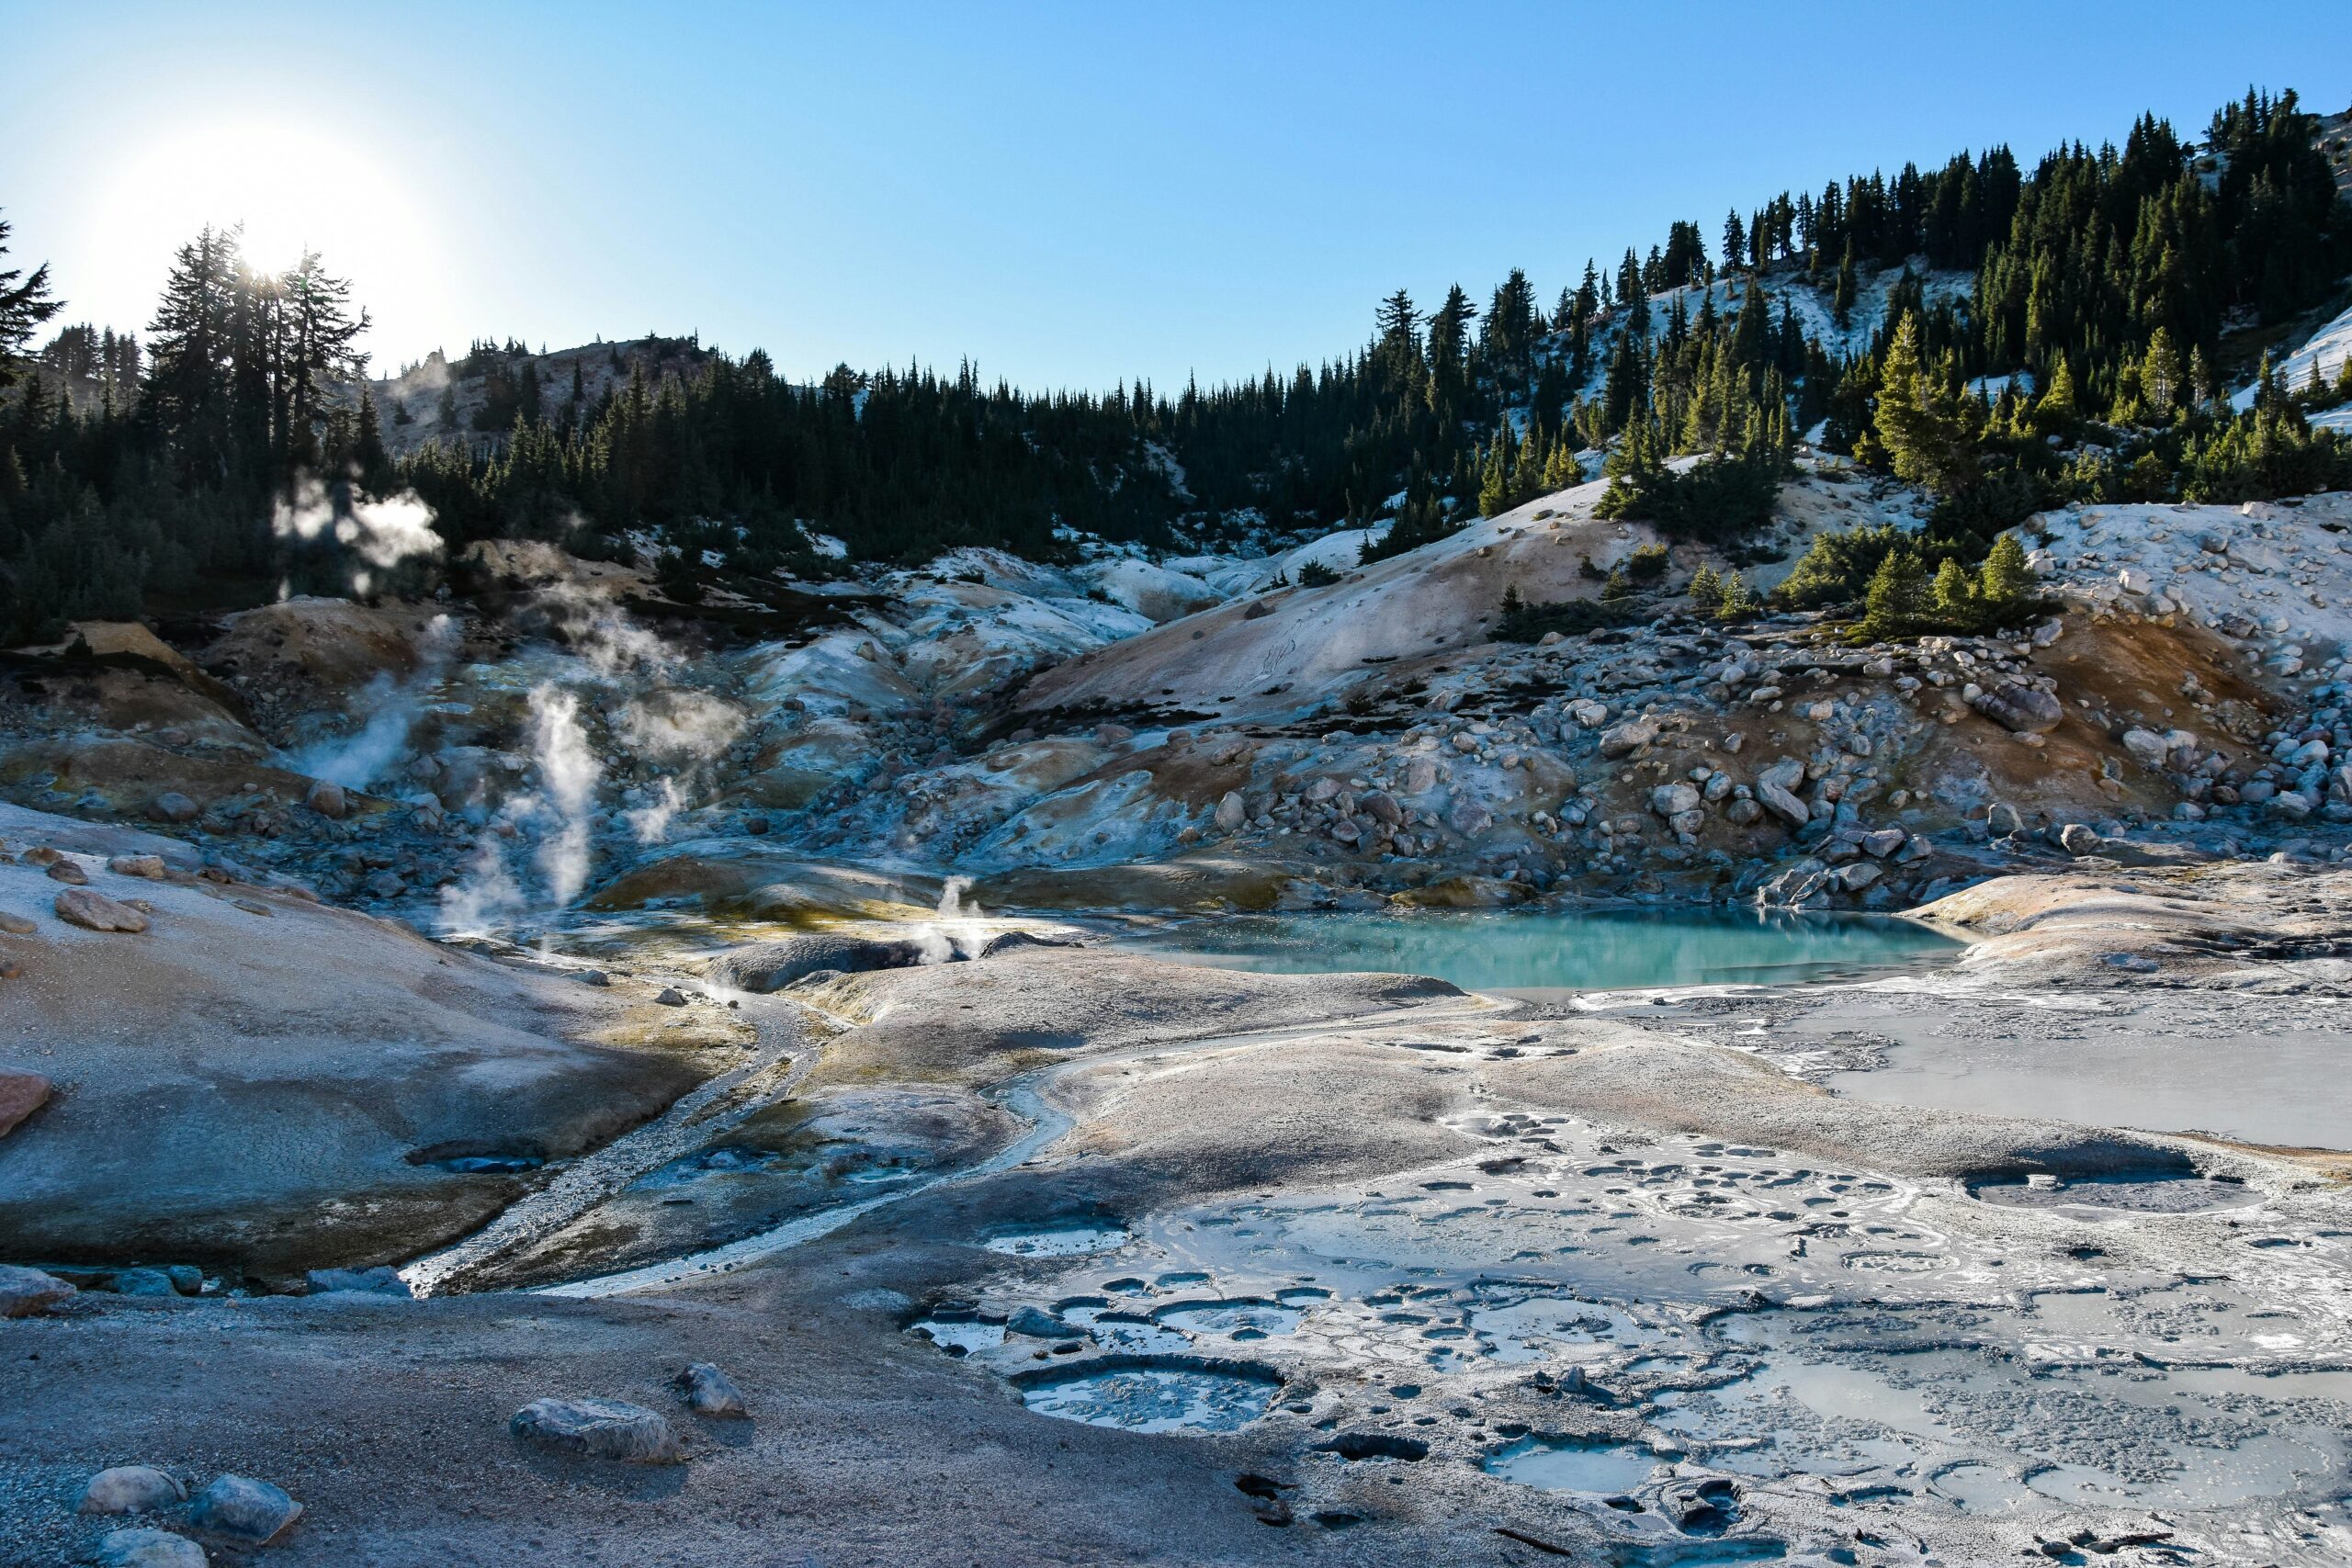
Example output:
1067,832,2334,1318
511,1398,683,1462
704,933,925,993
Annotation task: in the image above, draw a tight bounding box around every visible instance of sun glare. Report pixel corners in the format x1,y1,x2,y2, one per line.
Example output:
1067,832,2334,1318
85,117,447,363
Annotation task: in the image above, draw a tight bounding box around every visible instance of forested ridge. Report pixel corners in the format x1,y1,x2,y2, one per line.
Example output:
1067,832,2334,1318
2,87,2348,640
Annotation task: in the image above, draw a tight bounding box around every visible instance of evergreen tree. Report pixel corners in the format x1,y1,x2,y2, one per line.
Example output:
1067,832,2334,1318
0,213,61,386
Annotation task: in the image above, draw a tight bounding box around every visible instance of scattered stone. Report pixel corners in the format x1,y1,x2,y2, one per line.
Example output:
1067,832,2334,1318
0,1263,73,1317
150,793,199,824
97,1529,207,1568
1214,791,1247,830
1756,780,1810,827
2057,823,2102,857
46,858,89,885
187,1474,302,1545
108,854,168,879
305,1266,413,1297
55,888,151,933
510,1397,684,1463
81,1466,187,1516
0,1071,51,1137
654,987,688,1007
673,1362,750,1416
0,911,33,934
573,969,611,987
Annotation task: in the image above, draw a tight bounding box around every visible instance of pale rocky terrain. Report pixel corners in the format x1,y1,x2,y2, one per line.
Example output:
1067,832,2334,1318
5,461,2352,1566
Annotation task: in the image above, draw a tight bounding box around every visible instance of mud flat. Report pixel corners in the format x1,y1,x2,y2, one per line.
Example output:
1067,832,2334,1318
6,859,2352,1565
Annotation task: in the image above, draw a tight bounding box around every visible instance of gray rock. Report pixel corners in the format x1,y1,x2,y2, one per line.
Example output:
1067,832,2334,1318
1860,829,1906,858
0,1263,73,1317
107,854,168,879
1214,790,1247,829
1970,682,2064,733
654,987,688,1006
1598,715,1660,759
1006,1305,1068,1337
1830,862,1882,893
97,1529,207,1568
1360,791,1403,827
1724,797,1762,827
2120,728,2169,765
673,1362,750,1416
2057,822,2102,856
305,1266,413,1298
54,887,150,933
113,1268,179,1297
150,792,199,824
1445,799,1494,838
705,933,922,994
187,1474,302,1545
81,1466,187,1516
1756,780,1811,827
1649,783,1701,818
511,1397,684,1462
1401,759,1438,794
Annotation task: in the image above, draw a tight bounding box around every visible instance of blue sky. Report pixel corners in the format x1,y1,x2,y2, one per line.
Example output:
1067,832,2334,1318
10,2,2350,390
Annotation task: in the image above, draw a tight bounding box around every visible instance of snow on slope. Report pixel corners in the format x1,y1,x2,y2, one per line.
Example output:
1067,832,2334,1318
2230,300,2352,411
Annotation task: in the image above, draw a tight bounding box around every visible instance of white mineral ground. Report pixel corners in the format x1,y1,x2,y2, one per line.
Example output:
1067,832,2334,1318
6,467,2352,1564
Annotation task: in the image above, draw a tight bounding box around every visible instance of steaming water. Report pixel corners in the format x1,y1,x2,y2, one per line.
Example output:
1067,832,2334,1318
1121,908,1960,992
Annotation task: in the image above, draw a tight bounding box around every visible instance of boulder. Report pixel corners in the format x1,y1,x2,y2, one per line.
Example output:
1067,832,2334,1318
0,1071,50,1137
1444,799,1494,838
305,1266,413,1297
704,933,923,994
1860,829,1907,858
186,1474,302,1546
150,792,200,824
0,912,32,934
1756,780,1811,828
46,858,89,886
1566,699,1610,728
1401,759,1438,795
2056,823,2102,857
673,1361,750,1416
511,1397,684,1462
0,1263,73,1316
97,1529,208,1568
304,780,349,819
1213,790,1247,830
108,855,168,879
1360,791,1403,827
54,887,151,933
1970,682,2064,734
2120,728,2169,766
80,1466,187,1516
1649,784,1701,819
1830,862,1882,893
1598,715,1660,758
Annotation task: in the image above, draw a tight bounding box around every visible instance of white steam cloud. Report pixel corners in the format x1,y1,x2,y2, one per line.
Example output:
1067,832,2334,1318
286,614,461,788
272,472,443,594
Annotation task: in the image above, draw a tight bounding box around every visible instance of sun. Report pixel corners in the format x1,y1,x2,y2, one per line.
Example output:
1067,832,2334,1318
83,116,449,366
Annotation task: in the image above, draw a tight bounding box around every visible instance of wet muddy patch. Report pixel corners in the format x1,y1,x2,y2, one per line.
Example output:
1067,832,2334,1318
1013,1358,1283,1434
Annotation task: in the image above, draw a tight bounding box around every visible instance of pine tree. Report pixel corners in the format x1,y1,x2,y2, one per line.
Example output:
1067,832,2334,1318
1977,532,2035,610
1929,557,1974,620
1860,546,1929,637
1687,562,1723,607
0,213,62,387
1873,312,1980,494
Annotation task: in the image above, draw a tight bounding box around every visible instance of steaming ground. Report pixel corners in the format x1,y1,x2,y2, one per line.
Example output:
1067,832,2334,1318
7,475,2352,1562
